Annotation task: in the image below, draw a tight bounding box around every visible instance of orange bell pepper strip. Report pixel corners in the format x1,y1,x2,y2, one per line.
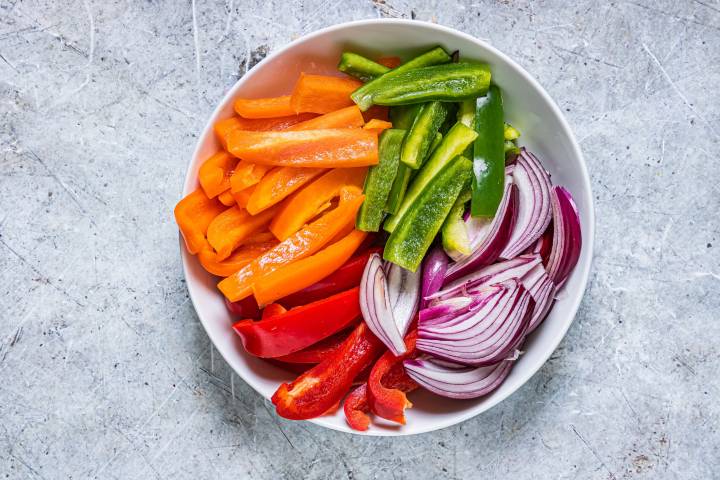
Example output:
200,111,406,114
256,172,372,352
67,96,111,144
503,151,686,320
290,73,362,114
207,205,278,260
198,240,276,277
377,56,401,68
270,168,367,240
246,166,326,215
234,95,295,118
174,189,226,254
229,160,272,193
288,105,365,131
226,128,379,168
367,331,418,425
198,151,237,198
252,229,367,306
214,114,318,148
272,322,384,420
232,185,255,208
217,190,236,206
363,119,393,135
217,188,364,302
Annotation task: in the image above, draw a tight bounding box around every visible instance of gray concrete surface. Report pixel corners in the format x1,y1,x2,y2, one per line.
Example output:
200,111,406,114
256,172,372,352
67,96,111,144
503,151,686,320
1,0,718,478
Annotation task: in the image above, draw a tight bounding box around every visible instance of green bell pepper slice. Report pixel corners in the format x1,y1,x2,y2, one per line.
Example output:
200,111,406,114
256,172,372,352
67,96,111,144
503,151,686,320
337,52,390,82
384,156,472,272
400,101,450,169
470,85,505,217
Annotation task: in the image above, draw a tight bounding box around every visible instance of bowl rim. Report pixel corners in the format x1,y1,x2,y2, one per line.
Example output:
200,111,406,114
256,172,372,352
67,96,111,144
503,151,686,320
180,18,595,436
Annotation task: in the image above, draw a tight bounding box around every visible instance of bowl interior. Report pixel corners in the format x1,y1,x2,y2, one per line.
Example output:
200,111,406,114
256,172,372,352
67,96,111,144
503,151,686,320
182,20,594,436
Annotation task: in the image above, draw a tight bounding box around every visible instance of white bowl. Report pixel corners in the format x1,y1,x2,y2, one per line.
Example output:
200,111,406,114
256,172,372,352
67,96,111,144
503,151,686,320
181,19,594,436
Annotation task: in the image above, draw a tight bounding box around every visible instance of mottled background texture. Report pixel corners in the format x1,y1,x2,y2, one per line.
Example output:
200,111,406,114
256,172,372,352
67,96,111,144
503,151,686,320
1,0,718,478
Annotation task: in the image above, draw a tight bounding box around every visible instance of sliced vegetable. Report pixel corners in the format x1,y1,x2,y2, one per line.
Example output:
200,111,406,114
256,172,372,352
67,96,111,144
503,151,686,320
274,331,348,364
367,331,418,424
225,295,260,319
217,190,236,206
355,63,492,110
441,187,472,259
229,160,272,193
198,151,237,198
234,95,295,118
214,114,318,144
421,246,449,307
270,167,367,240
226,128,379,168
357,129,405,232
362,119,393,134
288,105,365,130
246,166,326,215
500,149,552,259
521,262,556,333
352,47,452,110
272,322,384,420
384,122,478,233
360,253,420,355
262,303,287,319
198,240,276,277
377,56,401,69
338,52,390,82
232,185,255,208
206,205,277,260
218,188,364,301
458,99,475,128
444,178,518,283
389,104,422,130
504,123,521,141
400,101,450,169
233,287,361,357
546,186,582,287
174,189,226,254
417,279,534,366
384,155,473,271
252,229,367,306
384,163,412,215
290,73,362,114
404,355,514,399
362,105,390,123
471,85,506,217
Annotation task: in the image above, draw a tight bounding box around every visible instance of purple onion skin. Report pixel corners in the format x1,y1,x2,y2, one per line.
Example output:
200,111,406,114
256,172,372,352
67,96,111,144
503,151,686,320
547,186,582,287
421,246,449,308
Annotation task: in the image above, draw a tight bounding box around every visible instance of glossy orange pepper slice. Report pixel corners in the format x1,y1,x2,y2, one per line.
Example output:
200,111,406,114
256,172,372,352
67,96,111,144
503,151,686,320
217,190,236,206
226,129,379,168
174,189,226,254
246,166,326,215
234,95,295,118
229,160,272,193
232,185,255,208
207,205,278,260
198,151,237,198
198,240,276,277
217,188,364,302
290,73,362,114
252,229,367,306
288,105,365,131
214,114,318,148
363,119,393,135
269,168,367,240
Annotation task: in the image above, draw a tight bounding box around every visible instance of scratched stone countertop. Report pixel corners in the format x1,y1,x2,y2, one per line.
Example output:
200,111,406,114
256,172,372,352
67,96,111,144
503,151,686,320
1,0,718,478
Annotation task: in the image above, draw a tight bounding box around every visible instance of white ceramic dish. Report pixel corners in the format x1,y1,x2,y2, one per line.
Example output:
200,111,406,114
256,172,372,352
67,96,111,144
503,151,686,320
181,19,594,436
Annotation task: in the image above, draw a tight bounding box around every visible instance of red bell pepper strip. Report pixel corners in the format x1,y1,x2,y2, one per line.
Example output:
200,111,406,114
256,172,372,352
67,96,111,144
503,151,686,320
265,359,313,375
367,330,418,425
272,323,383,420
261,303,287,319
232,287,360,358
225,296,260,320
273,330,348,364
279,247,381,308
344,362,418,431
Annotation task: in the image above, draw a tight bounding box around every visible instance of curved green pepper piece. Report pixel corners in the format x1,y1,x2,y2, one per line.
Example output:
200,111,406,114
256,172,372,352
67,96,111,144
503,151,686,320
400,101,450,169
337,53,390,82
470,85,505,217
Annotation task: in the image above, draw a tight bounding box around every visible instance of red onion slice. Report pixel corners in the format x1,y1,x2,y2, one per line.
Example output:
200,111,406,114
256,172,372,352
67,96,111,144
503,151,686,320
520,263,557,333
360,253,420,356
444,177,518,283
421,246,449,308
546,186,582,288
403,355,514,399
500,149,552,260
417,279,534,366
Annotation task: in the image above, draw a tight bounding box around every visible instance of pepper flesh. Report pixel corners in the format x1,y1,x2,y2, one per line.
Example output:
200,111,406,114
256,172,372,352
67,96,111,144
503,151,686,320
279,248,381,307
362,119,393,135
274,331,348,364
217,190,236,206
234,95,295,118
233,287,361,358
198,151,237,198
214,113,317,147
206,205,278,260
367,331,418,424
174,189,226,254
198,240,276,277
246,166,326,215
290,73,362,114
337,52,390,82
261,303,287,319
400,101,450,169
288,105,365,130
269,167,367,240
471,85,506,217
229,160,272,193
218,188,364,301
271,323,383,420
252,229,367,306
226,128,379,168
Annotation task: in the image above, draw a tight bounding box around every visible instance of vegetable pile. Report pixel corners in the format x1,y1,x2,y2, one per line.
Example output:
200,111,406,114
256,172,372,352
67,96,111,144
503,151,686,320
174,47,582,431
